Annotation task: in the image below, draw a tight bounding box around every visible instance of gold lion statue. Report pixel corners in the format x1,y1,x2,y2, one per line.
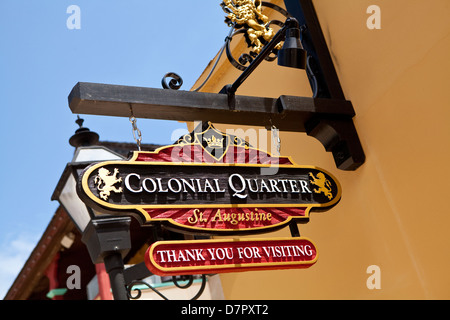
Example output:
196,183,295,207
223,0,281,54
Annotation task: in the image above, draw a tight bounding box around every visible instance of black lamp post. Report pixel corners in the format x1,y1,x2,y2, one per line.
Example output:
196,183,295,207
52,118,132,300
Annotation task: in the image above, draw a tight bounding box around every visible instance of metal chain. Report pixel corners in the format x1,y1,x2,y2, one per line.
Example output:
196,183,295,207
129,106,142,151
271,125,281,156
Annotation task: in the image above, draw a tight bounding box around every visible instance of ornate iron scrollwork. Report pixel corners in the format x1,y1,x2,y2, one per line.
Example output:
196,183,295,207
161,1,291,91
162,72,183,90
127,275,207,300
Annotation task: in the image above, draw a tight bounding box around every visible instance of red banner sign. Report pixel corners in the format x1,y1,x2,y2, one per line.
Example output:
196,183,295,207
145,237,318,276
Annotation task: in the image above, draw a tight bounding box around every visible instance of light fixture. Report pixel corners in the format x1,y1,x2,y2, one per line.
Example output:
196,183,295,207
277,24,307,69
69,116,99,148
52,117,124,231
220,17,306,100
52,146,124,233
52,118,132,300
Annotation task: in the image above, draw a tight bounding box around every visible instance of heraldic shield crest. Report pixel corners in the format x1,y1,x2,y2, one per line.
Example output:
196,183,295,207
180,122,233,161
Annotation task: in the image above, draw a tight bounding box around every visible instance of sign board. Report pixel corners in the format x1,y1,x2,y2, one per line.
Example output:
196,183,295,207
145,237,318,276
77,123,341,234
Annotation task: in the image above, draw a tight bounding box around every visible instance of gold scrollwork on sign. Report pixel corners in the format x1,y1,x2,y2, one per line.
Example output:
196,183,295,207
233,135,248,148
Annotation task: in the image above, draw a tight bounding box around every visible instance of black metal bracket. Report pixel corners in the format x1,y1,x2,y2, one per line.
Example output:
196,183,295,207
284,0,366,169
219,17,301,108
124,262,207,300
67,1,365,170
284,0,346,100
215,0,365,170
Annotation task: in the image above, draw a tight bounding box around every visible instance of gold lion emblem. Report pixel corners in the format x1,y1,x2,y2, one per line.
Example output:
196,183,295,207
94,168,123,201
309,172,333,200
222,0,282,54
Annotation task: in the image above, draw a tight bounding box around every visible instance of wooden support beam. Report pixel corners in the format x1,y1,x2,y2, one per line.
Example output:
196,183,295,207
69,82,354,132
68,82,364,170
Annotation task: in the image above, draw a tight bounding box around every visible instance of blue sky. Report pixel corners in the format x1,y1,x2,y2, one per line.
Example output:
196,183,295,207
0,0,229,297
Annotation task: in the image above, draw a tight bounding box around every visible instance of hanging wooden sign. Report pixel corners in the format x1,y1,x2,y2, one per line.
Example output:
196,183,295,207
77,122,341,234
145,237,318,276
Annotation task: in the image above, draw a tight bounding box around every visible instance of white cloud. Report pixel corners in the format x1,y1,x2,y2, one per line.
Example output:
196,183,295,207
0,233,40,299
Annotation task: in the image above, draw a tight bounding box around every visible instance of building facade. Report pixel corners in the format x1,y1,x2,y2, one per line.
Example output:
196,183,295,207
188,0,450,299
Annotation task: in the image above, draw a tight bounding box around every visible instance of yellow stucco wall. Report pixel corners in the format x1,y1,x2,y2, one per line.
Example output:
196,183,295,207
191,0,450,299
